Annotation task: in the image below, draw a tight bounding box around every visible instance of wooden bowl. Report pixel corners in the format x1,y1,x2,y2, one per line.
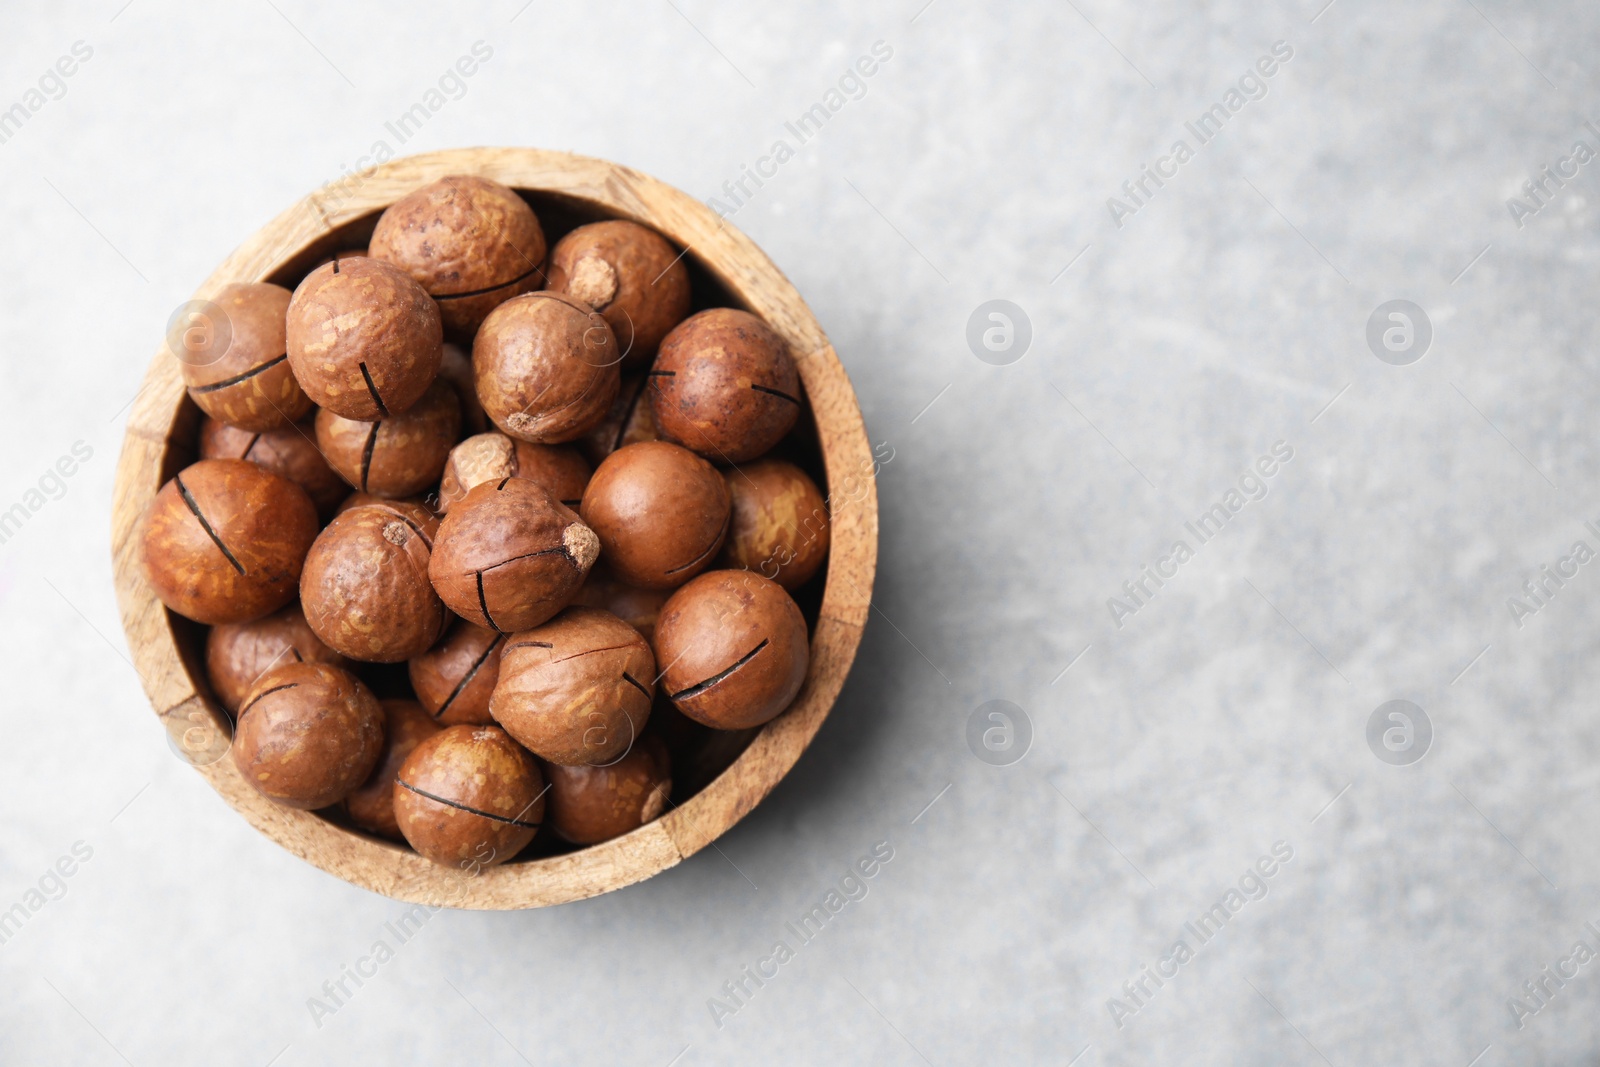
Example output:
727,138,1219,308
109,148,878,909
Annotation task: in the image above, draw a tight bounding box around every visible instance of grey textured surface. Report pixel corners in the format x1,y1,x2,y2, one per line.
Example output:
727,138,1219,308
2,1,1599,1063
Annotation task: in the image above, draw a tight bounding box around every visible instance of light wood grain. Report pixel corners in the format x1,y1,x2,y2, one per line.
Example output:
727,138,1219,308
109,148,879,909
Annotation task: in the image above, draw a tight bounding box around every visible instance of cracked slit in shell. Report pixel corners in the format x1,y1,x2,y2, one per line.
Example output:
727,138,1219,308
750,383,800,405
621,672,651,700
358,361,389,417
238,681,300,719
475,571,500,632
189,353,289,395
431,262,544,301
663,532,722,576
434,634,504,720
396,778,542,828
671,639,769,701
359,422,380,491
175,475,245,575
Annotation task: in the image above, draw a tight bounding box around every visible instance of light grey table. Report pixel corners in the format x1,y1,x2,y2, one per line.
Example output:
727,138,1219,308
2,1,1597,1063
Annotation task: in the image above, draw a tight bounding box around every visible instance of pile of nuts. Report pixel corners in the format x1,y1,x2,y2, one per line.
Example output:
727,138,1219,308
140,175,830,871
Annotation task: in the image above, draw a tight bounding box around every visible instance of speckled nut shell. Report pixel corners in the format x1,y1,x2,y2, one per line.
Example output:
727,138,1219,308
285,256,443,420
546,735,672,844
138,459,318,625
474,291,620,444
650,308,801,463
545,221,691,368
409,620,505,726
720,459,830,591
199,416,347,520
579,441,729,590
205,602,350,713
345,699,441,840
428,477,600,633
369,175,548,337
393,724,545,869
300,501,447,662
573,567,670,644
231,661,385,810
578,372,659,466
438,341,487,435
179,282,311,432
314,379,461,498
438,432,591,513
654,570,809,730
489,607,655,766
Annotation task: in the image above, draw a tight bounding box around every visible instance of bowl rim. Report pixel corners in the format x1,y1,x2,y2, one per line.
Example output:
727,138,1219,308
109,147,879,909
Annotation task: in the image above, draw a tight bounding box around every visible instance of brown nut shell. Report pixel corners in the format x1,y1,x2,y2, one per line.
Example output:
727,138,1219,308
393,724,545,869
474,291,620,444
285,256,443,420
438,432,591,513
579,441,729,590
198,416,347,520
369,175,547,337
719,459,830,591
489,607,655,766
232,661,385,809
572,567,670,644
545,221,691,368
577,371,660,466
345,699,442,840
138,459,318,625
650,308,800,463
438,341,487,435
546,735,672,844
205,602,350,713
299,501,447,662
179,282,311,431
428,477,600,633
314,379,461,498
654,570,809,730
409,620,505,726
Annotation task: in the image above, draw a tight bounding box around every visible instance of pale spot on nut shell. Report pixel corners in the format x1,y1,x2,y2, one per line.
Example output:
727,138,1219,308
505,413,536,434
563,523,600,570
640,779,670,823
568,255,619,312
382,522,409,546
451,434,516,491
